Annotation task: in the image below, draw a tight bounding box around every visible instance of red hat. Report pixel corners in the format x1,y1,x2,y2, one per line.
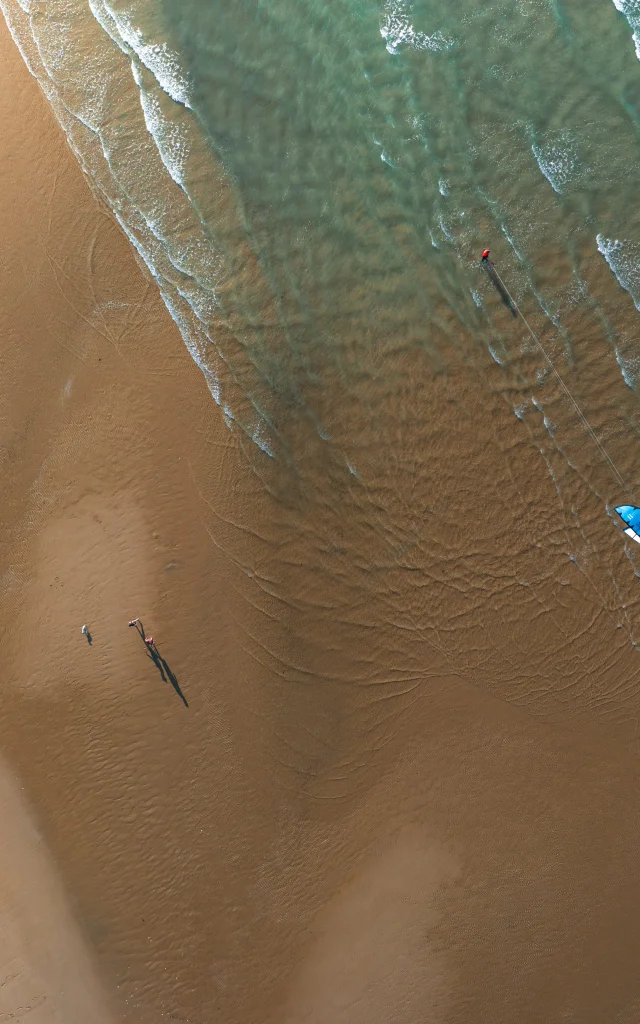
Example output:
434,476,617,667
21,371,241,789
482,249,490,259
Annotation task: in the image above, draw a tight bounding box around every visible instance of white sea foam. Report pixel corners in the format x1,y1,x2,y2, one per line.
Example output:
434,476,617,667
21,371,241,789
501,225,525,262
596,234,640,311
488,343,504,365
514,402,528,420
380,0,453,56
539,449,560,490
249,421,275,458
0,0,265,446
162,290,222,405
532,132,580,194
542,413,557,439
615,349,640,389
438,215,454,242
87,0,130,55
98,0,192,105
134,62,191,186
610,0,640,61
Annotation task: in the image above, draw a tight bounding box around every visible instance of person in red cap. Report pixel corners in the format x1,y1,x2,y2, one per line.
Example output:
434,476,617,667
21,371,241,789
481,249,491,262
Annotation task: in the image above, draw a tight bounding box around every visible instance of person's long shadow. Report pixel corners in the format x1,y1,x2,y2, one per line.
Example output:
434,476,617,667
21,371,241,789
147,645,188,707
134,623,188,707
483,261,518,318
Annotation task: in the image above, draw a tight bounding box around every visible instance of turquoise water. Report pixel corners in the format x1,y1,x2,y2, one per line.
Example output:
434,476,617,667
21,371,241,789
160,0,640,467
5,0,640,471
7,0,640,680
11,10,640,1020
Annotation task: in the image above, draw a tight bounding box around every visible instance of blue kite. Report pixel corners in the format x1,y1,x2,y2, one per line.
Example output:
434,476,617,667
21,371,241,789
615,505,640,545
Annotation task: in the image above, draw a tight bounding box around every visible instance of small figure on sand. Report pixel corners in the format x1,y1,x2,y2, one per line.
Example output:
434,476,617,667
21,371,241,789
128,618,139,627
481,248,491,262
144,636,155,648
81,624,92,645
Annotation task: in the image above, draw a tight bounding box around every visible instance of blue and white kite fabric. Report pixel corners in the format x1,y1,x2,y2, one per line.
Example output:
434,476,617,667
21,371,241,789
615,505,640,545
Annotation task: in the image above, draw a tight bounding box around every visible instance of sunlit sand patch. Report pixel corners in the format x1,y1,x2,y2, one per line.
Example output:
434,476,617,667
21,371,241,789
283,827,458,1023
0,757,116,1022
14,494,154,697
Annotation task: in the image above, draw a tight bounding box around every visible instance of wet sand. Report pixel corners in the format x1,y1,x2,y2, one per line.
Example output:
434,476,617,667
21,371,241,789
3,14,640,1024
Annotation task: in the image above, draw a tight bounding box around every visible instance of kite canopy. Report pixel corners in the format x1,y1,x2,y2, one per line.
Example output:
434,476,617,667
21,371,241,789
615,505,640,544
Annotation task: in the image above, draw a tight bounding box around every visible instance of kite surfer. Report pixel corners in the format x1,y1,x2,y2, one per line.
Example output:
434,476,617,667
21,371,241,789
481,249,517,316
479,248,629,500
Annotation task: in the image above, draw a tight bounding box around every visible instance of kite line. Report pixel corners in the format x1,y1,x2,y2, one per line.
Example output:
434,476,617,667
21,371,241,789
482,250,628,495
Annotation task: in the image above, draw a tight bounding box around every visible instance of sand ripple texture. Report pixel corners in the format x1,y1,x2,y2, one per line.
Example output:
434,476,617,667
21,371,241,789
4,3,640,1023
3,3,640,709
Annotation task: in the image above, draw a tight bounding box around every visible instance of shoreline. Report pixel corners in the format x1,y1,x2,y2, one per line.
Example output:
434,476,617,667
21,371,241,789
3,10,640,1024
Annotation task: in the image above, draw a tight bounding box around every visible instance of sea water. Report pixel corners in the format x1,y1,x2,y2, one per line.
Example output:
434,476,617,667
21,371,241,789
2,0,640,458
5,0,640,676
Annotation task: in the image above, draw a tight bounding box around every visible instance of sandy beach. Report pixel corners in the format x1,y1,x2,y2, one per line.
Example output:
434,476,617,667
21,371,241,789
4,10,640,1024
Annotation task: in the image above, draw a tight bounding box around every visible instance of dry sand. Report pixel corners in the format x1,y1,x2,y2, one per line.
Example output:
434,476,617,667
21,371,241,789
3,14,640,1024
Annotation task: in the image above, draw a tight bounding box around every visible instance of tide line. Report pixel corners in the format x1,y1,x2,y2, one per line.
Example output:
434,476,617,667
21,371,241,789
488,259,628,495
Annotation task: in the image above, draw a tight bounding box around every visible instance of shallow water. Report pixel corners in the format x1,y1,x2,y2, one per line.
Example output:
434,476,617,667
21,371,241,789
3,0,640,469
5,0,640,681
7,5,640,1022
